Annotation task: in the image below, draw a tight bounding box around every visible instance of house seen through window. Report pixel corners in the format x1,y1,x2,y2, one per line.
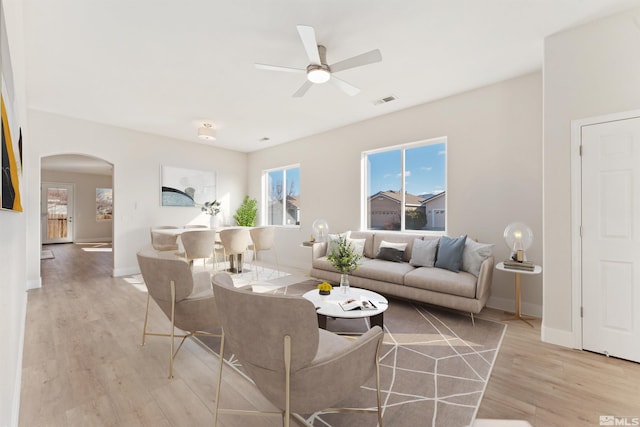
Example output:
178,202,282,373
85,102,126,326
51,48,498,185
264,165,300,226
364,138,446,231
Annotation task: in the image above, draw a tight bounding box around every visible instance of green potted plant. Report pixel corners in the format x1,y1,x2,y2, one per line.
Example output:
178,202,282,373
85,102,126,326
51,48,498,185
233,195,257,226
326,235,362,294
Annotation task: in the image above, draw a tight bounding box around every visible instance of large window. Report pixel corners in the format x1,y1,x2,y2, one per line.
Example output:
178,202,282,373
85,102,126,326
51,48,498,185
364,138,446,231
264,165,300,226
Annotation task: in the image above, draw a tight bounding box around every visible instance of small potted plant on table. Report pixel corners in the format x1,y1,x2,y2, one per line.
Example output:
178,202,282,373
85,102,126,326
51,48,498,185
327,235,362,294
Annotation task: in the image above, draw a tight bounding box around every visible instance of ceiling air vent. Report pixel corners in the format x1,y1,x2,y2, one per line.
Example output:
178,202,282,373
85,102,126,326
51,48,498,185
373,95,398,106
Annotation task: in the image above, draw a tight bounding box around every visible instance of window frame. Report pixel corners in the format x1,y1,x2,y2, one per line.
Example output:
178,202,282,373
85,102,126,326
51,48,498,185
361,137,447,233
261,163,301,227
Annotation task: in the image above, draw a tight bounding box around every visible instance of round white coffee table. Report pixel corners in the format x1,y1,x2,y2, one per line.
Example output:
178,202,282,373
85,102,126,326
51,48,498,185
302,287,389,331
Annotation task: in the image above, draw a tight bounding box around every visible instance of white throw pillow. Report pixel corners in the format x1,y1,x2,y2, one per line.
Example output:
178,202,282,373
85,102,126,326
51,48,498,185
410,238,439,267
461,239,494,277
326,231,351,256
347,238,366,257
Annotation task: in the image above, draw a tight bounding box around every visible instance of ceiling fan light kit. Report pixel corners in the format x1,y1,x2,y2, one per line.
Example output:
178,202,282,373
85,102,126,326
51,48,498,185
197,123,216,141
307,65,330,84
255,25,382,97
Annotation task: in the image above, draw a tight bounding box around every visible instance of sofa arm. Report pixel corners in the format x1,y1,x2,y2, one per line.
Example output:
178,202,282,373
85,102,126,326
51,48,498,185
311,241,328,260
475,256,495,300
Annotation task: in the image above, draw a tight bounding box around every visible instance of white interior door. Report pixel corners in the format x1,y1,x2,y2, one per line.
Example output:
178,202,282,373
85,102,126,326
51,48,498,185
41,182,75,244
581,116,640,362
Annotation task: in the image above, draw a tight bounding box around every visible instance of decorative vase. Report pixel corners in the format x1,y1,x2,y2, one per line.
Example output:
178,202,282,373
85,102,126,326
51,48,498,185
340,273,350,294
209,215,220,229
319,289,331,296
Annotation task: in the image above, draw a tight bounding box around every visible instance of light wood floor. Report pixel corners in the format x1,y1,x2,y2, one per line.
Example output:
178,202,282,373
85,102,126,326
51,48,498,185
21,243,640,426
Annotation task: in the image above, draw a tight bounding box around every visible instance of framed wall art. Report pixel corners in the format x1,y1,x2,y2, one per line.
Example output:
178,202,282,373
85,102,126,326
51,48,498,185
161,165,216,207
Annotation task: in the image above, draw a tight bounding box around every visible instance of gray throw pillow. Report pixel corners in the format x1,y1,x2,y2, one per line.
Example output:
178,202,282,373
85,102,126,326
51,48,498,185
376,247,404,262
409,238,439,267
435,235,467,272
462,239,494,277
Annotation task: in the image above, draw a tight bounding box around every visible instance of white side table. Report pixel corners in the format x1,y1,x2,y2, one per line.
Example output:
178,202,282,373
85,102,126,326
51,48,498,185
495,262,542,327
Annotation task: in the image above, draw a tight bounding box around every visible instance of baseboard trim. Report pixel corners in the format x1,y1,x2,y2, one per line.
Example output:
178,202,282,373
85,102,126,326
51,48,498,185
541,324,577,349
26,278,41,290
74,237,113,243
113,266,139,277
486,296,542,318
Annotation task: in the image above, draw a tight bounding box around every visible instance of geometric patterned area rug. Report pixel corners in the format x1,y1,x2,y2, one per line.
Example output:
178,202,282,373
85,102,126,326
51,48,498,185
201,278,506,427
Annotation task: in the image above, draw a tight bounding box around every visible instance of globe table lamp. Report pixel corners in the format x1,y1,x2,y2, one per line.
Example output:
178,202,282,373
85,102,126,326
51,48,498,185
503,222,533,262
311,219,329,243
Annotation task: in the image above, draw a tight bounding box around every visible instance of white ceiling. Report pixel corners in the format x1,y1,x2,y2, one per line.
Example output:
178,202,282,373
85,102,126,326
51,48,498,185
25,0,640,155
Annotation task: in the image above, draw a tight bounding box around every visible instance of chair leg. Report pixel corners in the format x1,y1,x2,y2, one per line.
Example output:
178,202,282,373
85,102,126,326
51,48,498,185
375,338,383,427
141,293,151,346
169,281,176,379
470,312,475,327
283,335,291,427
214,333,225,427
272,248,280,277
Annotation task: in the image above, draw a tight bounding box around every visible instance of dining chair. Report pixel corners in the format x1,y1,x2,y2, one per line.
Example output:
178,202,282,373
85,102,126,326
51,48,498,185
219,228,252,278
248,226,280,279
211,272,384,427
150,226,180,251
181,229,219,271
136,252,224,379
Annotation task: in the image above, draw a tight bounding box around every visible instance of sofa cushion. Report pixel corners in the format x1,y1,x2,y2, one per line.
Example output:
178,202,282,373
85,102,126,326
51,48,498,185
435,235,467,272
404,267,478,298
351,258,415,284
410,238,439,267
462,239,494,277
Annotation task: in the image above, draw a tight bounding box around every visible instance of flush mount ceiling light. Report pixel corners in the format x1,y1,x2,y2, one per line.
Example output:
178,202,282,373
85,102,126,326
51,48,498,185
197,123,216,141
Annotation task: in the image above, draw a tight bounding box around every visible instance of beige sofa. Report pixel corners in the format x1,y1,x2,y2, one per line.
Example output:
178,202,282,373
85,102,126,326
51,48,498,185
310,231,494,321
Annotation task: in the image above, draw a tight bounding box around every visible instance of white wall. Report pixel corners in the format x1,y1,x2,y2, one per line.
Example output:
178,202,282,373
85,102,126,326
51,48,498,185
1,0,27,425
248,72,543,315
543,6,640,346
41,170,113,242
26,110,248,284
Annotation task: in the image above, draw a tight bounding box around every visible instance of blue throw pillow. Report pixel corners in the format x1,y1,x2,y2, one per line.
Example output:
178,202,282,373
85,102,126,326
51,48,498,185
435,235,467,272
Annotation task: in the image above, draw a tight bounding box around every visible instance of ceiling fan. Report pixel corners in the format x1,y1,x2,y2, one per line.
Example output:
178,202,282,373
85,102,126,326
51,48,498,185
255,25,382,98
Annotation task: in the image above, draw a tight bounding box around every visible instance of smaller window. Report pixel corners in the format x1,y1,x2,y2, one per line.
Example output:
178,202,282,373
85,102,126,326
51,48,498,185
96,188,113,221
263,165,300,226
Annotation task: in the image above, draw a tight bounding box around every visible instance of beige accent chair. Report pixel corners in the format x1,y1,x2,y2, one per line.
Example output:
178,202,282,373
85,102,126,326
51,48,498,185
211,272,384,427
249,226,279,278
219,228,252,276
150,226,179,251
181,229,220,271
137,252,223,379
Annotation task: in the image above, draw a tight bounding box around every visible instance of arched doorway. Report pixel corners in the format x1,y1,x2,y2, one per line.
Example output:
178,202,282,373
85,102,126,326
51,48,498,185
40,154,114,273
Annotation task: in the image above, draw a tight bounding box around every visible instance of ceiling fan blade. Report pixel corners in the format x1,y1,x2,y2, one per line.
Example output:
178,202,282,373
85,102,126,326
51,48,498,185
255,63,305,73
296,25,321,64
329,49,382,73
293,80,314,98
329,75,360,96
